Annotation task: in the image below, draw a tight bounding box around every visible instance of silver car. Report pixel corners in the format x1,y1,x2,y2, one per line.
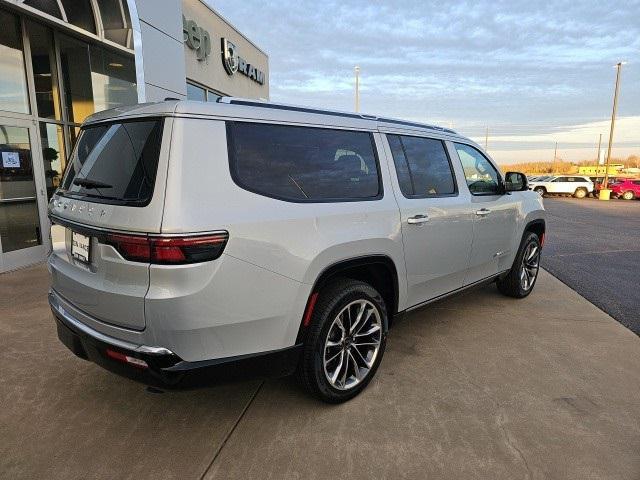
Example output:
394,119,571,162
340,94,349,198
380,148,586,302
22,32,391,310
48,99,545,403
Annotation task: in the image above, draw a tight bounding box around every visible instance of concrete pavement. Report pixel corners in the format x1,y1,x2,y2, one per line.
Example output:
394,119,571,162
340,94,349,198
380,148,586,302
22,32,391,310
1,265,639,479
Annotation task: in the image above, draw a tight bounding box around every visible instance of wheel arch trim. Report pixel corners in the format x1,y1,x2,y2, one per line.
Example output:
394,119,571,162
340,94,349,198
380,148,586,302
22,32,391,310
295,255,400,343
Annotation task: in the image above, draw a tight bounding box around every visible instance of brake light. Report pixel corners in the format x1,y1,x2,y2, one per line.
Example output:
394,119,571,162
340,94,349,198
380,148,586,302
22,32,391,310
104,232,228,264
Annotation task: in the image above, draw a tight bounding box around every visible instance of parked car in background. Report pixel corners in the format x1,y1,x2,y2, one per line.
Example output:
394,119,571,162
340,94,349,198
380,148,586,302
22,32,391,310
591,176,621,197
47,99,545,403
610,179,640,200
528,175,594,198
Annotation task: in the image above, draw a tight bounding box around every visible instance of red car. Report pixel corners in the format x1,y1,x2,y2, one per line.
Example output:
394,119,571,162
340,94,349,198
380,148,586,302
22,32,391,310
610,179,640,200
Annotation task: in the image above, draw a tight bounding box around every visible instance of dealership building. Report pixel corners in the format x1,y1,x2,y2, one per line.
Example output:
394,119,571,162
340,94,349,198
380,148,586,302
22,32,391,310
0,0,269,272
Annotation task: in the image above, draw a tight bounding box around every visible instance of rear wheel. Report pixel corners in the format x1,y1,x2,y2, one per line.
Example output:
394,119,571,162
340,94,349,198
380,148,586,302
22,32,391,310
574,188,587,199
297,279,387,403
497,232,541,298
534,187,546,196
622,191,635,200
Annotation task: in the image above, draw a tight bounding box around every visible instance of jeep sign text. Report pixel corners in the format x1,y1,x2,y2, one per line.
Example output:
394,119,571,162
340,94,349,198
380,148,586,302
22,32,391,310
183,16,211,61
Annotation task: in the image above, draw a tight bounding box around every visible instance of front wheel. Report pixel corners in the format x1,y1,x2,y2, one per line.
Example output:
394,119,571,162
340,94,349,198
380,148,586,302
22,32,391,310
297,279,387,403
497,232,541,298
534,187,546,196
622,191,635,200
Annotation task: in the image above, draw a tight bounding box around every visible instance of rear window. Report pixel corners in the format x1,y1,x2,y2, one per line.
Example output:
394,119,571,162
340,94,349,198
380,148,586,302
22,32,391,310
60,118,164,206
226,122,381,202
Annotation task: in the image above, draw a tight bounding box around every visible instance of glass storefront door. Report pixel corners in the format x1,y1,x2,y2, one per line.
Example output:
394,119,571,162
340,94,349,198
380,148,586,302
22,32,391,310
0,117,49,272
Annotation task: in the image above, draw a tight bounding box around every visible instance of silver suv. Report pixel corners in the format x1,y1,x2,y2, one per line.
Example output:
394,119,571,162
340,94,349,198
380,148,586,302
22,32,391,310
48,99,545,403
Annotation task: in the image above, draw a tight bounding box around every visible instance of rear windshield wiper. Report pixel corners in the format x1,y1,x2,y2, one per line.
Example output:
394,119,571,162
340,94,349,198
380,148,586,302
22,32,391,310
73,177,113,189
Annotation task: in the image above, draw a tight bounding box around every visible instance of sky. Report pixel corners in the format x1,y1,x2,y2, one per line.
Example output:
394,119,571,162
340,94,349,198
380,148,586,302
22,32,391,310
209,0,640,163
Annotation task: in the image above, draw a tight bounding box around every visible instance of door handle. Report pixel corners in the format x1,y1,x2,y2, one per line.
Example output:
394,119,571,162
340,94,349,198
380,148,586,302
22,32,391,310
407,214,429,224
475,208,491,216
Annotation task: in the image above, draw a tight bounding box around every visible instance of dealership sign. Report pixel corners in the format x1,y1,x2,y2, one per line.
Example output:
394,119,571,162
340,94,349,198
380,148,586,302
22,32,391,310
182,16,211,61
183,16,265,86
221,38,265,85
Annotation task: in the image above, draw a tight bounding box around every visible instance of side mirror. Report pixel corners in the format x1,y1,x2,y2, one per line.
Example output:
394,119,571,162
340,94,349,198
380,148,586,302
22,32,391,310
504,171,528,192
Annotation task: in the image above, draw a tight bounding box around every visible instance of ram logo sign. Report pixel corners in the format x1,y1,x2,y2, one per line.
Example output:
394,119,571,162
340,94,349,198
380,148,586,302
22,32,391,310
221,38,265,85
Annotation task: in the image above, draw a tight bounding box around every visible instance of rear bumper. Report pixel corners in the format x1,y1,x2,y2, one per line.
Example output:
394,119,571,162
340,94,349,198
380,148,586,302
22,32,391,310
49,291,302,388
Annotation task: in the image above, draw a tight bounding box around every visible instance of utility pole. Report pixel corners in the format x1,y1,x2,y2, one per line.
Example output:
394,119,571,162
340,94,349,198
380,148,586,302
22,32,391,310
484,126,489,151
553,141,558,173
354,66,360,112
601,61,625,198
596,133,602,165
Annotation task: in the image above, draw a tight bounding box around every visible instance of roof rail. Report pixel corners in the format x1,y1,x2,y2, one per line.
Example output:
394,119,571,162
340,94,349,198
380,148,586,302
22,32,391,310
217,97,457,134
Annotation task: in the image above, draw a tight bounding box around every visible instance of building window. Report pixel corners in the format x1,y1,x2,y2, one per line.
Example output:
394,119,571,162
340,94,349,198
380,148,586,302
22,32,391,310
26,21,61,120
60,0,97,34
186,82,206,101
89,45,137,111
59,34,136,123
0,9,30,114
23,0,64,20
39,122,66,200
187,81,224,102
96,0,132,48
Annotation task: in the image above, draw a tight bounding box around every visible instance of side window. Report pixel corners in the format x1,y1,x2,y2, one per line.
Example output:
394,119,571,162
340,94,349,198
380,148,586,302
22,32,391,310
227,122,381,202
387,134,456,197
453,143,501,195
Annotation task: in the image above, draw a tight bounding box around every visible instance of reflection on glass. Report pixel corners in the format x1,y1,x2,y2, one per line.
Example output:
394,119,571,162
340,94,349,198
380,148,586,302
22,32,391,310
0,10,30,114
27,21,61,119
187,82,206,101
24,0,64,19
96,0,133,48
60,0,97,33
0,125,42,252
59,35,94,122
59,34,137,123
90,46,137,111
40,123,65,200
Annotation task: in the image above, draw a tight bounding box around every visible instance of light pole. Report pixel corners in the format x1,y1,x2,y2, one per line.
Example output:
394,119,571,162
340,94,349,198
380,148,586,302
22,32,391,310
484,126,489,151
600,61,626,200
553,141,558,173
354,66,360,112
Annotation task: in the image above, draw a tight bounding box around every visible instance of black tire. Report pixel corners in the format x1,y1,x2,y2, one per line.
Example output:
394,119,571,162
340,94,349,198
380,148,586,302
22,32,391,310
574,188,587,199
534,187,546,196
297,278,388,403
497,232,541,298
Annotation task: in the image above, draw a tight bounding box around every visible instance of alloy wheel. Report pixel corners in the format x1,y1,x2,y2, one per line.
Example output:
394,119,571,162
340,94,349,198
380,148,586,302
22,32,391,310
520,241,540,291
323,299,382,390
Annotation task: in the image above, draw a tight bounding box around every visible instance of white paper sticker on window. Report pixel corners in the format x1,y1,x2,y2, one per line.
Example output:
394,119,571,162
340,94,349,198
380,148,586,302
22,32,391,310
2,151,20,168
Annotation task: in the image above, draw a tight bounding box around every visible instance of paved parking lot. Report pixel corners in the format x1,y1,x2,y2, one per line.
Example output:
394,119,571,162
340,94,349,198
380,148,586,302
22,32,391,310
2,264,640,479
541,196,640,334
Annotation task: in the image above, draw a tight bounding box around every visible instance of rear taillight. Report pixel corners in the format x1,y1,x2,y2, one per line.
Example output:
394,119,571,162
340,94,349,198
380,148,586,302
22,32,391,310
103,232,228,265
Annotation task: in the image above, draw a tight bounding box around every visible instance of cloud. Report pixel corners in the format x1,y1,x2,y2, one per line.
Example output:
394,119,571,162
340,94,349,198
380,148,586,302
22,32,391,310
208,0,640,159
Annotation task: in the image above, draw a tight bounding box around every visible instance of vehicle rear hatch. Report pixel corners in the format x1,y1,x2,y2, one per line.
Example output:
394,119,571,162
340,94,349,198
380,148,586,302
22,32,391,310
48,115,170,331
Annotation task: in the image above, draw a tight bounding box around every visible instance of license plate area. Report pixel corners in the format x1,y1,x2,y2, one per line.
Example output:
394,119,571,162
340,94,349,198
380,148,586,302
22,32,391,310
71,231,91,264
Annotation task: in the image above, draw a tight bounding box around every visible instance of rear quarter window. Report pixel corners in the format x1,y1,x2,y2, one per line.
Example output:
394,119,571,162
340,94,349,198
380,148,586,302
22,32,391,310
226,122,382,202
